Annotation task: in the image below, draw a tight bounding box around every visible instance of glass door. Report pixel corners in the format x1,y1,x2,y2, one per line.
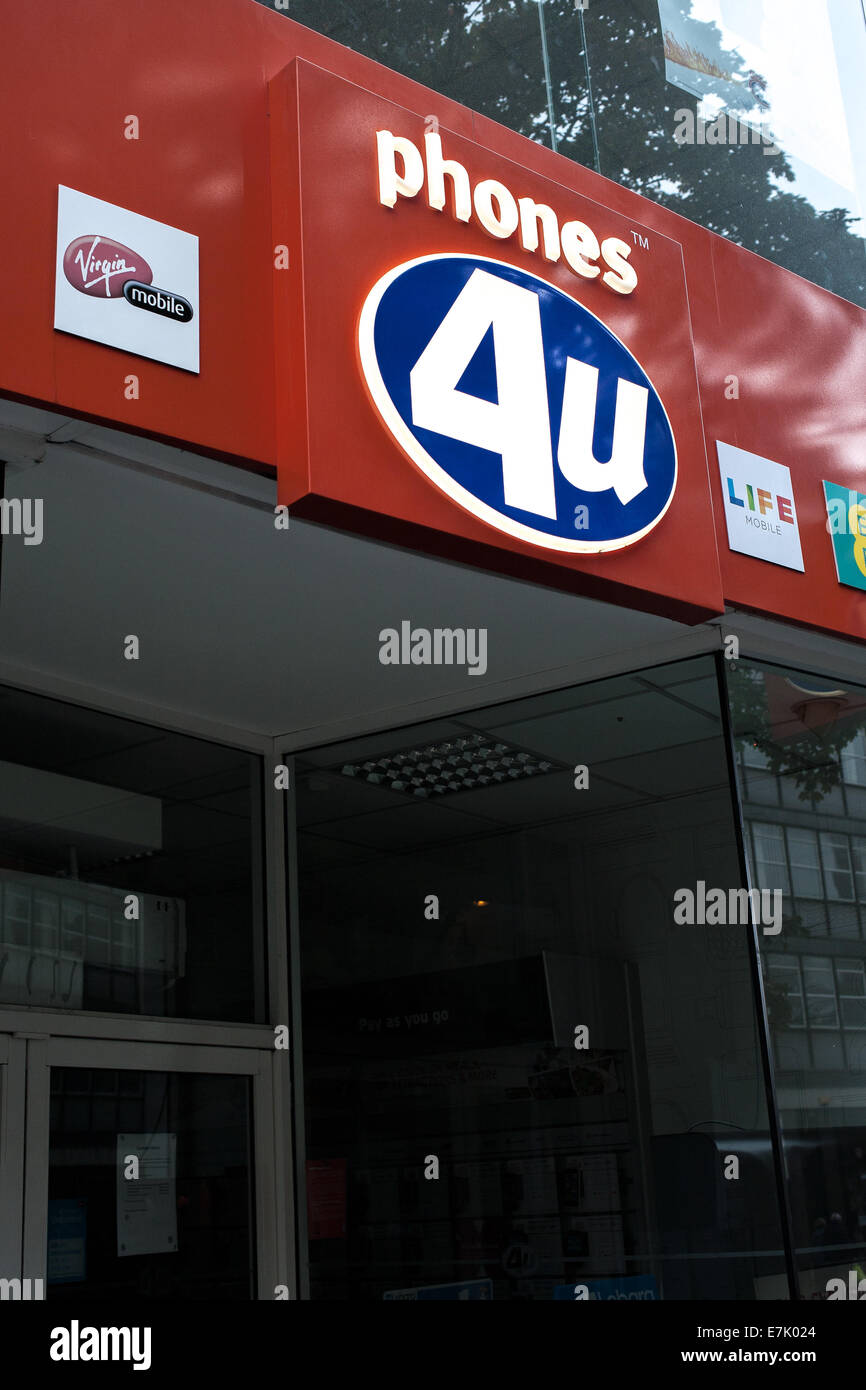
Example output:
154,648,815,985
0,1034,26,1290
19,1037,277,1300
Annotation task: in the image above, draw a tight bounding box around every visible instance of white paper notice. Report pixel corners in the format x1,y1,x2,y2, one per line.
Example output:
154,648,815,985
117,1133,177,1258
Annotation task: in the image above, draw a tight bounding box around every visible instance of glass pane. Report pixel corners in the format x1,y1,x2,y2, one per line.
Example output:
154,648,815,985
842,732,866,787
787,828,822,900
583,0,866,306
743,742,769,769
837,960,866,997
841,998,866,1030
298,655,788,1300
46,1067,254,1299
820,833,855,901
727,659,866,1296
806,995,839,1029
766,956,805,1028
0,686,265,1022
751,822,791,895
802,958,833,992
267,0,866,306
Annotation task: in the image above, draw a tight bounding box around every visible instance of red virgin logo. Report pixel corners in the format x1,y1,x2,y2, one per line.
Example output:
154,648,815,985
62,235,153,298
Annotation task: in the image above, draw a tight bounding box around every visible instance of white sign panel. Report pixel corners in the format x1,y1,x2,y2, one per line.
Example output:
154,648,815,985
116,1133,178,1258
55,186,199,373
717,440,804,571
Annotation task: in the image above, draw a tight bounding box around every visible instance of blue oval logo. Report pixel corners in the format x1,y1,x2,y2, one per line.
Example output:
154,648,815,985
358,254,677,553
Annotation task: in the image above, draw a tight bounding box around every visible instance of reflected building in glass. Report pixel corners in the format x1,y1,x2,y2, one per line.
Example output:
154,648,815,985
730,662,866,1298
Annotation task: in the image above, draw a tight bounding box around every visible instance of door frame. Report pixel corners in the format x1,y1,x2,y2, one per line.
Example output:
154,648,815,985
19,1035,278,1299
0,1033,25,1284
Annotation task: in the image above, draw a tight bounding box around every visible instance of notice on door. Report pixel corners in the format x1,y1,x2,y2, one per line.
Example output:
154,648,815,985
116,1133,177,1257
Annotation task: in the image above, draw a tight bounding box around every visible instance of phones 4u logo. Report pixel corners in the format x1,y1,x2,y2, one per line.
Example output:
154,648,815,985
359,254,677,554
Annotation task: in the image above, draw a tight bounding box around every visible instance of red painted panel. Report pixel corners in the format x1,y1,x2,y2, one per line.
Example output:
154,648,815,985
0,0,496,468
272,60,722,623
703,235,866,643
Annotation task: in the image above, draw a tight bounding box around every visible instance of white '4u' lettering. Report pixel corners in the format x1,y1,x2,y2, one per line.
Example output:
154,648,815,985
409,268,649,520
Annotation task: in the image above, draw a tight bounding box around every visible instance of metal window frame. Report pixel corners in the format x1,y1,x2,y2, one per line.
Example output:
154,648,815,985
20,1035,277,1298
0,679,294,1301
716,649,800,1301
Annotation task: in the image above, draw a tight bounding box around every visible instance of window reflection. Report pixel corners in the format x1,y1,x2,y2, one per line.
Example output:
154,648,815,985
267,0,866,305
0,687,265,1022
729,659,866,1295
298,656,787,1299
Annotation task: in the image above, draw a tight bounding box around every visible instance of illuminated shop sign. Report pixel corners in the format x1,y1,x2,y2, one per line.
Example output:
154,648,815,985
376,130,638,295
359,253,676,553
271,58,723,622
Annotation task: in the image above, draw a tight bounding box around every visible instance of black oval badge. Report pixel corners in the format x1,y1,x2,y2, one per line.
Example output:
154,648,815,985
123,280,194,323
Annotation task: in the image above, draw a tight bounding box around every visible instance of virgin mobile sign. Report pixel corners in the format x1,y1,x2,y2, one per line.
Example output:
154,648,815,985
271,59,721,622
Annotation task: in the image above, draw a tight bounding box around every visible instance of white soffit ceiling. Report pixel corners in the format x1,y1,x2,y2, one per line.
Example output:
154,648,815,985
0,397,705,742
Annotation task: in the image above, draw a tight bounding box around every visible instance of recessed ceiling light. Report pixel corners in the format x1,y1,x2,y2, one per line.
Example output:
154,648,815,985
338,732,562,798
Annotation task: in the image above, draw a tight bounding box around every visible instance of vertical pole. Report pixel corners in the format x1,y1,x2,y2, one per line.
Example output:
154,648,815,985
576,3,601,173
536,0,559,153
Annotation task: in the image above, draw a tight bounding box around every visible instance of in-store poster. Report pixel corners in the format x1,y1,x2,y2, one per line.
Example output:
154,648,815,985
307,1158,347,1239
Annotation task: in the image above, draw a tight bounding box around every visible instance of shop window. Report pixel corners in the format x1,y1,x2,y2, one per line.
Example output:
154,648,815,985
296,655,788,1300
727,658,866,1295
0,686,265,1022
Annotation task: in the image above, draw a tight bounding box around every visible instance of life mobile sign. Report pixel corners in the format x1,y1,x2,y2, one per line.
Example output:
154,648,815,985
270,59,723,623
